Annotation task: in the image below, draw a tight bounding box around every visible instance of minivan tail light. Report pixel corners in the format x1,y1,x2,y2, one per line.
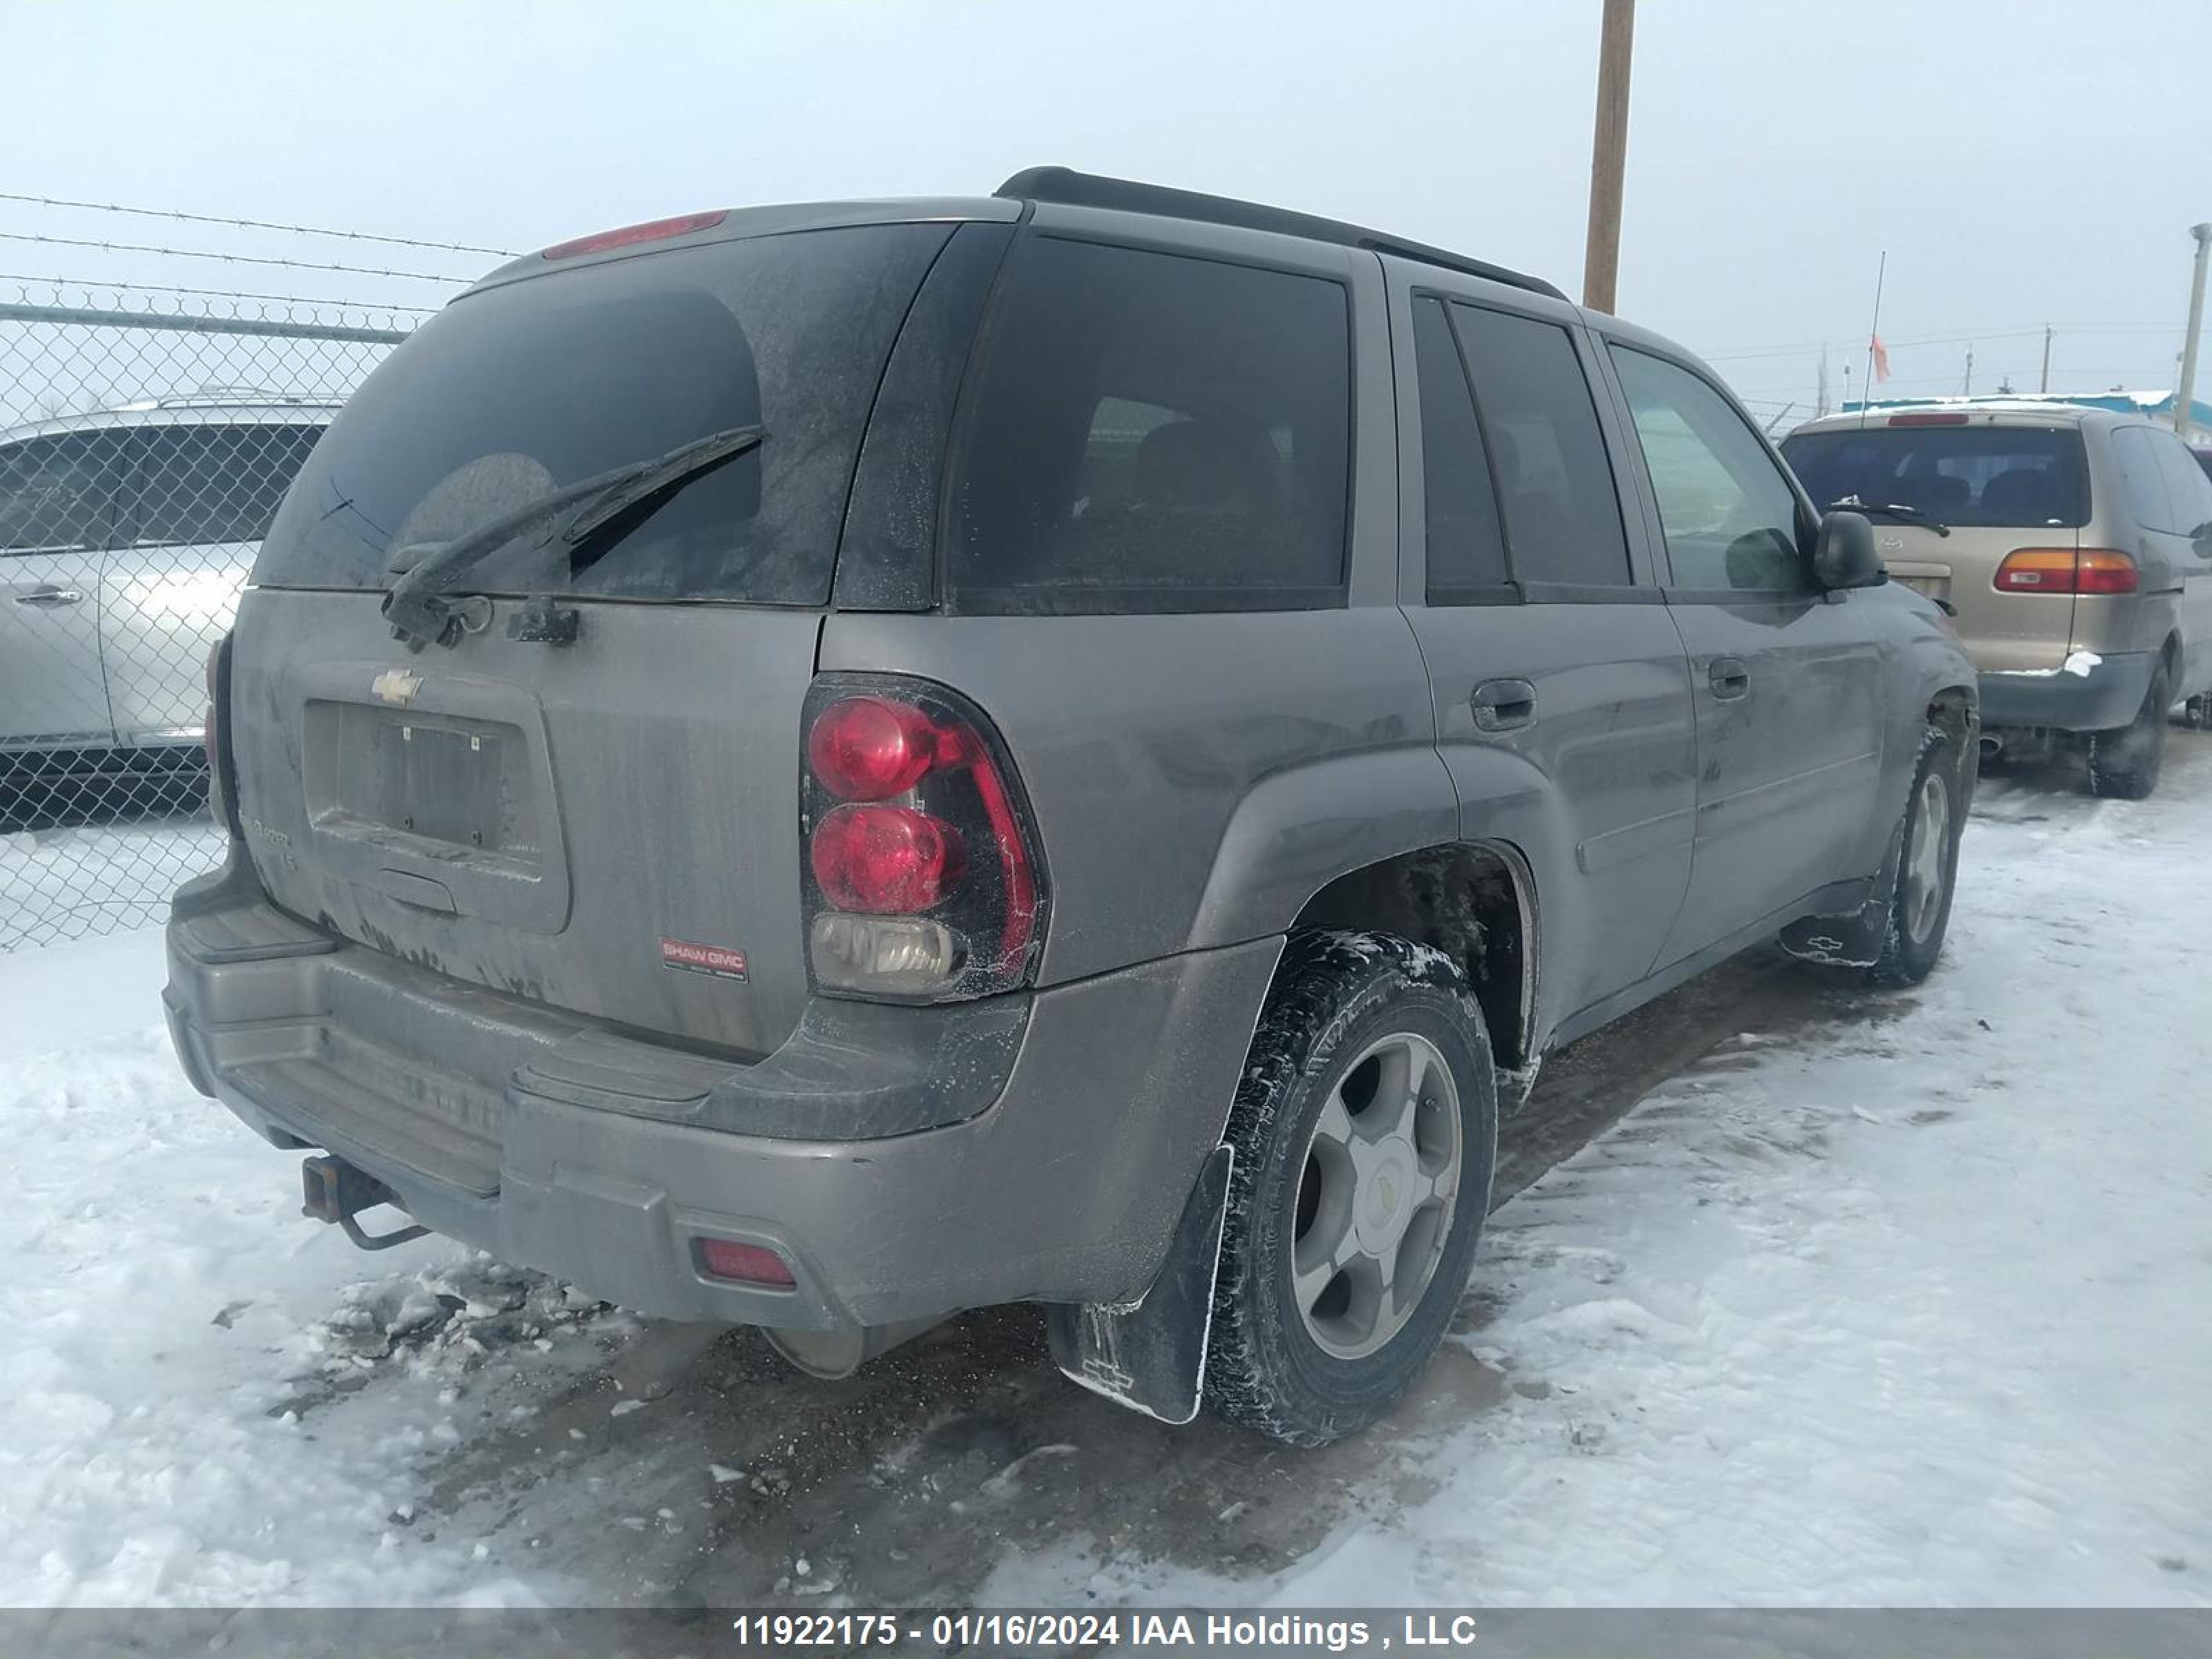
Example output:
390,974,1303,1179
801,678,1047,1002
1994,547,2137,595
539,210,729,261
2072,550,2139,594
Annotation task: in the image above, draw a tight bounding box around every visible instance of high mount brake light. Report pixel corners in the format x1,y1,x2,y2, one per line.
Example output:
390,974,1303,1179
800,680,1045,1002
539,210,729,261
1888,412,1971,427
1994,547,2137,595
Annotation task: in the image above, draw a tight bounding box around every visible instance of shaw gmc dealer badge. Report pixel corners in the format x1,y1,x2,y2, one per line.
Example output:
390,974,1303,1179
658,937,749,981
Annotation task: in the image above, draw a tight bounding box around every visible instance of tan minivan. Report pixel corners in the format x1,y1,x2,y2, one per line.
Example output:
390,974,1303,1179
1785,404,2212,797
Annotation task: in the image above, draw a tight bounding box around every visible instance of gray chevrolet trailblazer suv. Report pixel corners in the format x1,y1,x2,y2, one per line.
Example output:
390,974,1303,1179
165,170,1977,1445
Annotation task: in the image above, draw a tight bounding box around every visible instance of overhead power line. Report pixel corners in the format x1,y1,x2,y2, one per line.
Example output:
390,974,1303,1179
0,230,473,283
1705,323,2189,366
0,191,515,259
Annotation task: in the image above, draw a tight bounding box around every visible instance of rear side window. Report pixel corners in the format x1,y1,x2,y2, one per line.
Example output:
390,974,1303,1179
256,223,951,603
948,237,1351,612
2110,427,2177,532
1781,424,2090,528
2147,429,2212,538
1449,303,1631,588
0,431,129,552
126,424,324,546
1412,297,1509,597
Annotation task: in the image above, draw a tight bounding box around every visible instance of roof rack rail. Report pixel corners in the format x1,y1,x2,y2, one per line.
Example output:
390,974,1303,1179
995,167,1567,303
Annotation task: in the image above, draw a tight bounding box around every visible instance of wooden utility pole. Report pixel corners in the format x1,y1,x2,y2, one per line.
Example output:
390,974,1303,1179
2175,223,2211,438
1581,0,1635,313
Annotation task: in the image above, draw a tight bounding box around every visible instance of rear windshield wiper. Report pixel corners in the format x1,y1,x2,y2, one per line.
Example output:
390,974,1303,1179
380,424,767,649
1830,495,1951,537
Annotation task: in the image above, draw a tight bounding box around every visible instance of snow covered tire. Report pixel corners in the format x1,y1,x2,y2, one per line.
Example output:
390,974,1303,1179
1868,725,1964,987
1203,930,1498,1447
2088,657,2171,800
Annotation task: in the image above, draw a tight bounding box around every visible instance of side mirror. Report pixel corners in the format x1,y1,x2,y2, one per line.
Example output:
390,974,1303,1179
1812,509,1886,591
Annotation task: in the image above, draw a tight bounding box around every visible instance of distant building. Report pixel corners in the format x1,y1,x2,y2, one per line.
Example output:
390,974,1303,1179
1839,389,2212,444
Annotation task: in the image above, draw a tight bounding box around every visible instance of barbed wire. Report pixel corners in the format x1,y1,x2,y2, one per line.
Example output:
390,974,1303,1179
0,272,438,315
0,191,516,259
0,230,477,283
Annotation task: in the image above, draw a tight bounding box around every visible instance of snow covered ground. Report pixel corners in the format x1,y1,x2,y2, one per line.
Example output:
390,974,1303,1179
1,742,2207,1609
0,817,224,951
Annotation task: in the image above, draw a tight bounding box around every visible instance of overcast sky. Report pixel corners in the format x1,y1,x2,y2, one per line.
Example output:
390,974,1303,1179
10,0,2209,426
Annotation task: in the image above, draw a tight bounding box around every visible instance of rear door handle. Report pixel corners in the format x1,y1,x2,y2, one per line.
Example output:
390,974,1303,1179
14,586,84,607
1708,657,1750,700
1472,677,1537,732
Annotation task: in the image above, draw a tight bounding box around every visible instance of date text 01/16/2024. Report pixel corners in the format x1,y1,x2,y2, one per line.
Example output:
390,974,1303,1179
726,1611,1485,1650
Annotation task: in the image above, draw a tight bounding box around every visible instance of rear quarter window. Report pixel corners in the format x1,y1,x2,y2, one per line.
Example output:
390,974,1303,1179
946,236,1351,613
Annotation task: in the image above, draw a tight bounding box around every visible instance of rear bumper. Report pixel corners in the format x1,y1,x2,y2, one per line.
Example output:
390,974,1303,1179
163,852,1278,1331
1978,649,2155,735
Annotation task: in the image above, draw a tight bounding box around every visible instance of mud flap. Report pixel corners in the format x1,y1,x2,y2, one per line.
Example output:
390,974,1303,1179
1778,817,1905,968
1044,1143,1233,1426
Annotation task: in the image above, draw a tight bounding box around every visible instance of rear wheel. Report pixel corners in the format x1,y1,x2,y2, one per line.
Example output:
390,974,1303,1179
1204,930,1497,1447
2088,659,2171,800
1868,727,1963,987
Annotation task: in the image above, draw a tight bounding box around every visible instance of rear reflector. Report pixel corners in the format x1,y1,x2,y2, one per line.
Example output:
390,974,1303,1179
697,1239,796,1288
1994,547,2137,594
1888,412,1971,427
540,210,729,261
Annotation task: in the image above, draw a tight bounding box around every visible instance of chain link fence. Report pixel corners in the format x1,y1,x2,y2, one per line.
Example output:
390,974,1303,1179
1,287,418,949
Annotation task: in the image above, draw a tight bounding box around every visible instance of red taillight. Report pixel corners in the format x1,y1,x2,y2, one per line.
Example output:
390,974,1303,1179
539,209,728,261
2073,550,2139,594
807,695,941,801
810,804,962,912
800,678,1047,1001
1994,547,2137,595
697,1238,796,1288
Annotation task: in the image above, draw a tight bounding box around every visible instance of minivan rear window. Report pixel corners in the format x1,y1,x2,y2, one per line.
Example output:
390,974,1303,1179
254,223,952,603
1781,424,2090,529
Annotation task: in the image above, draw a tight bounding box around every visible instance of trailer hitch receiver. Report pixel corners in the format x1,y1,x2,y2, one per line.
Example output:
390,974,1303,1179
301,1154,431,1251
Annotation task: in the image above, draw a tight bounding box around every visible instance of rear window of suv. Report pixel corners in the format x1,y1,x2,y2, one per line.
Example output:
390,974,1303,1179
254,223,953,603
1781,424,2090,529
946,236,1351,612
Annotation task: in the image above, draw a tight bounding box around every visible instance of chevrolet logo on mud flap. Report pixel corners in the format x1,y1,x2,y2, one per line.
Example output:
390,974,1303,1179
371,667,423,706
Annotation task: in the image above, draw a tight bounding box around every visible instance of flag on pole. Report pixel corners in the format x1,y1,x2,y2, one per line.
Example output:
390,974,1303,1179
1870,335,1892,384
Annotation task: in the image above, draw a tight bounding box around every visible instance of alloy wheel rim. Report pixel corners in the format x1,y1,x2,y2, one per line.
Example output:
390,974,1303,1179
1902,771,1950,946
1289,1030,1463,1360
